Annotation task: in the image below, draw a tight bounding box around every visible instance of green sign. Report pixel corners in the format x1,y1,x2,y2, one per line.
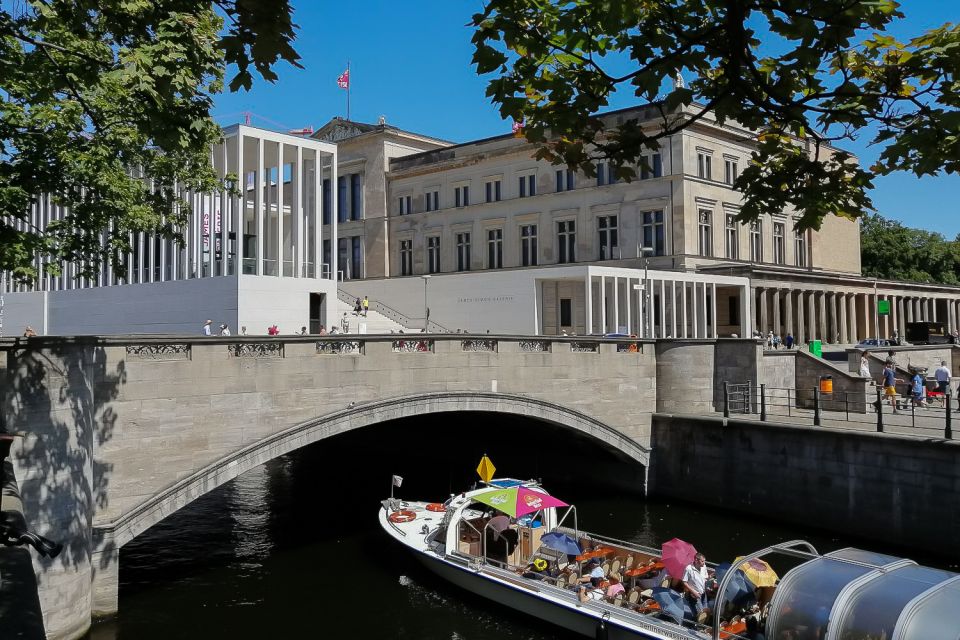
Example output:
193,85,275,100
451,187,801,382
877,299,891,315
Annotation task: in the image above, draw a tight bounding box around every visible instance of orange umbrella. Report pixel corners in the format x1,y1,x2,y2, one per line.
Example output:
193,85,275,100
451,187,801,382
735,557,779,587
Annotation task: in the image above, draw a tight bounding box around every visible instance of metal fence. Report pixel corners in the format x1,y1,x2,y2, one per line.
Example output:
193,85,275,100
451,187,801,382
722,382,955,439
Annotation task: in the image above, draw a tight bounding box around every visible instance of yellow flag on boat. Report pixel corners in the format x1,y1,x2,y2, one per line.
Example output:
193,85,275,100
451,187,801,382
476,455,496,482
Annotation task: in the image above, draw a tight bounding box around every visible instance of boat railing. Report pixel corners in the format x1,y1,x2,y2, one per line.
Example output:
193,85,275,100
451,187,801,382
554,526,661,559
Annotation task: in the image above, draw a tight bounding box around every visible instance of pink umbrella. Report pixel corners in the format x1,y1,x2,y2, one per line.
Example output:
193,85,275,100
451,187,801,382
661,538,698,580
515,487,568,518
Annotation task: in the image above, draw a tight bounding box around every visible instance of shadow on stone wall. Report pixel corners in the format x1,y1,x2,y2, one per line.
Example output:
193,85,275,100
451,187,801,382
2,343,125,636
0,459,46,639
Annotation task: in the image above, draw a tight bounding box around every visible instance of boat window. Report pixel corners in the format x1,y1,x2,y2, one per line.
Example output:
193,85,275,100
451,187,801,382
834,565,955,640
766,558,873,640
895,576,960,640
825,548,902,566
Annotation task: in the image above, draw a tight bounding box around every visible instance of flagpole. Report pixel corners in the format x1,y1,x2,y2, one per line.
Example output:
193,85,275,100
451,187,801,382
346,60,351,121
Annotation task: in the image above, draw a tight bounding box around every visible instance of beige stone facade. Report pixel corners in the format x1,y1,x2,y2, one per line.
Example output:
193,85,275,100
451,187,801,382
318,105,960,342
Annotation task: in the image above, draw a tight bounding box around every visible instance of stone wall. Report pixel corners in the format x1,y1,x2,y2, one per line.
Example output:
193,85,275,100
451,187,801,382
713,340,763,408
648,414,960,559
795,350,870,412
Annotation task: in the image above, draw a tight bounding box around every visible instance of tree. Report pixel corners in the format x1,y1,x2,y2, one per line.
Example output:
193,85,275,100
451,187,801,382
471,1,959,230
859,213,959,284
0,0,299,281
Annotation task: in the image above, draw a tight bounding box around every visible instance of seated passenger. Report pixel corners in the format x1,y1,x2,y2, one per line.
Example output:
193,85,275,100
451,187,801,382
520,557,550,580
682,553,714,623
578,559,605,587
578,583,605,603
605,574,625,599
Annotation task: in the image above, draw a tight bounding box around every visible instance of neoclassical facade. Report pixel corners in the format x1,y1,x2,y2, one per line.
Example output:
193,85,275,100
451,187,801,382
311,104,959,341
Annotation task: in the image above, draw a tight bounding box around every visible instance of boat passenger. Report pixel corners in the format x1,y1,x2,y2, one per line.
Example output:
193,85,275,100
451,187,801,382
579,559,605,587
577,583,605,603
682,553,714,623
605,574,625,599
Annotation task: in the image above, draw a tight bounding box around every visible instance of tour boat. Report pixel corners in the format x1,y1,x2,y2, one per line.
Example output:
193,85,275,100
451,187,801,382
379,478,960,640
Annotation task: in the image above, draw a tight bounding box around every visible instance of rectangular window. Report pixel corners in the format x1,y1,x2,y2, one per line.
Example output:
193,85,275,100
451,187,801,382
555,169,574,192
652,153,662,178
454,185,469,207
724,159,738,185
427,236,441,274
350,174,362,220
487,228,503,269
795,226,807,267
520,224,538,266
351,235,362,277
398,195,411,215
399,240,412,276
322,178,331,224
697,152,712,180
337,175,347,222
485,179,501,203
557,220,576,264
456,232,471,271
698,210,713,256
642,210,666,256
640,153,662,180
597,215,618,260
596,162,606,186
725,214,739,259
424,190,439,212
749,220,763,262
773,222,785,264
323,238,331,274
728,295,740,326
518,174,536,198
559,298,573,327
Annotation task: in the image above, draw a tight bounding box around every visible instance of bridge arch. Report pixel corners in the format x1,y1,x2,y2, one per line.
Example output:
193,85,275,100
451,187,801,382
96,391,650,549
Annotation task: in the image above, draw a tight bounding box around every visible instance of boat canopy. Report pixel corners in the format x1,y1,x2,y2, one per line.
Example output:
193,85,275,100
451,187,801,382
767,547,960,640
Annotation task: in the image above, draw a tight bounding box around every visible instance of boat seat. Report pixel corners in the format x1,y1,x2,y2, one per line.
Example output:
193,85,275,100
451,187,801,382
613,593,624,606
610,559,621,575
601,562,610,575
628,588,640,604
555,574,566,588
624,555,635,570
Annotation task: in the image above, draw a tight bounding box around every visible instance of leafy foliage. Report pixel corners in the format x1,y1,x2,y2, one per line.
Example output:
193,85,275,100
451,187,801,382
860,214,960,285
0,0,299,281
472,1,959,230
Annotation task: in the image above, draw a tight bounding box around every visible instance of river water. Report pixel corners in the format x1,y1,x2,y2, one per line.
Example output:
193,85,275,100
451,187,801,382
84,413,957,640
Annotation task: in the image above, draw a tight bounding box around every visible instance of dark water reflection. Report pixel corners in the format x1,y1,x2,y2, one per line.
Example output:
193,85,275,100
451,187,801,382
85,413,956,640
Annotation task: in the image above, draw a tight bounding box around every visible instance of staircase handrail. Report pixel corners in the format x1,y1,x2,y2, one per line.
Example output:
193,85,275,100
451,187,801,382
337,288,452,333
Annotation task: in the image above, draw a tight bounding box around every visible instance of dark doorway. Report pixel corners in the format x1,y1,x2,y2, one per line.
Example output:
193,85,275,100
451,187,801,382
309,293,325,334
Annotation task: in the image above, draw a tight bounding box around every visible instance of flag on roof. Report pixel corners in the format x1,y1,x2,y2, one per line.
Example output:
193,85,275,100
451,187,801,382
337,68,350,90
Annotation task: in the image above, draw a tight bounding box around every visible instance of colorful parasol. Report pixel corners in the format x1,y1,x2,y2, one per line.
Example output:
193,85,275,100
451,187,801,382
734,557,779,587
661,537,698,580
473,486,568,518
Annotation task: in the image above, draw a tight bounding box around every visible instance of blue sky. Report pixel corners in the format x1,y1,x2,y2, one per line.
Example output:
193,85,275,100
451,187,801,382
212,1,959,238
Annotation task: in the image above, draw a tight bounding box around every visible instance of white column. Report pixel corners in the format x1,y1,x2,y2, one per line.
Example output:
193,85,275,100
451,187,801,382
626,278,632,335
276,142,284,277
772,289,781,336
294,145,303,277
613,276,620,334
741,282,751,338
797,290,805,342
255,138,264,276
849,294,858,343
759,288,768,334
600,275,607,333
660,279,667,338
584,276,593,335
808,291,817,341
711,282,718,338
671,280,678,338
692,282,699,338
933,298,939,322
235,133,245,277
839,293,848,344
682,282,689,338
330,153,338,282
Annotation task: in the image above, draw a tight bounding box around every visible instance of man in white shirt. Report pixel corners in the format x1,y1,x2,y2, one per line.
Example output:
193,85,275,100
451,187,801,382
202,319,212,336
935,361,951,394
682,553,713,622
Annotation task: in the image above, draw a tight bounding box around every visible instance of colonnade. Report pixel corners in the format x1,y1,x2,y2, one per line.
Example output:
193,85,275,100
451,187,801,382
754,286,960,344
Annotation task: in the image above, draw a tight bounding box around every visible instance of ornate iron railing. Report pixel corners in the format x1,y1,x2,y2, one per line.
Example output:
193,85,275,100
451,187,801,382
125,344,191,360
570,341,599,353
228,343,284,358
461,339,497,353
392,339,434,353
519,340,551,353
316,340,363,355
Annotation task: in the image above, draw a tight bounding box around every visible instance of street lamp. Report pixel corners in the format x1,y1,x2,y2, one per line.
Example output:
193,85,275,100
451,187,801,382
421,274,432,332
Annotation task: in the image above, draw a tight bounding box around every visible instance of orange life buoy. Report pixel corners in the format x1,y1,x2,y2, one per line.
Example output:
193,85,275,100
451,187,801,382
388,509,416,523
426,503,446,512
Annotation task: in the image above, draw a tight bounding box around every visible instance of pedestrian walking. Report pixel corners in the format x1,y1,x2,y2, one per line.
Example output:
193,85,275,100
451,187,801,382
881,362,903,413
935,360,951,394
859,353,871,379
219,323,231,336
341,312,350,333
22,325,37,337
785,333,794,349
362,295,369,317
202,319,213,336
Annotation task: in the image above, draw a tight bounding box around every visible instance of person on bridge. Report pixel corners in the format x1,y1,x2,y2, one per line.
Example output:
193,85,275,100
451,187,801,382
202,319,213,335
935,361,951,393
785,333,794,349
362,295,369,317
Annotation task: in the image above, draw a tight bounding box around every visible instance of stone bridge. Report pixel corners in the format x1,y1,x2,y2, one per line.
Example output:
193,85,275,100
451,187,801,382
0,334,763,639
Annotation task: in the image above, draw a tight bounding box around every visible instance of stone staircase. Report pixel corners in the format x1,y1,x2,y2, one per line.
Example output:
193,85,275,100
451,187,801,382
336,288,451,333
334,295,408,334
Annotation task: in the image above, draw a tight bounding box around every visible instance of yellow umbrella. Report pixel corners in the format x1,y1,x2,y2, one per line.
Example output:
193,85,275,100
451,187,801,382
476,454,496,482
735,557,779,587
